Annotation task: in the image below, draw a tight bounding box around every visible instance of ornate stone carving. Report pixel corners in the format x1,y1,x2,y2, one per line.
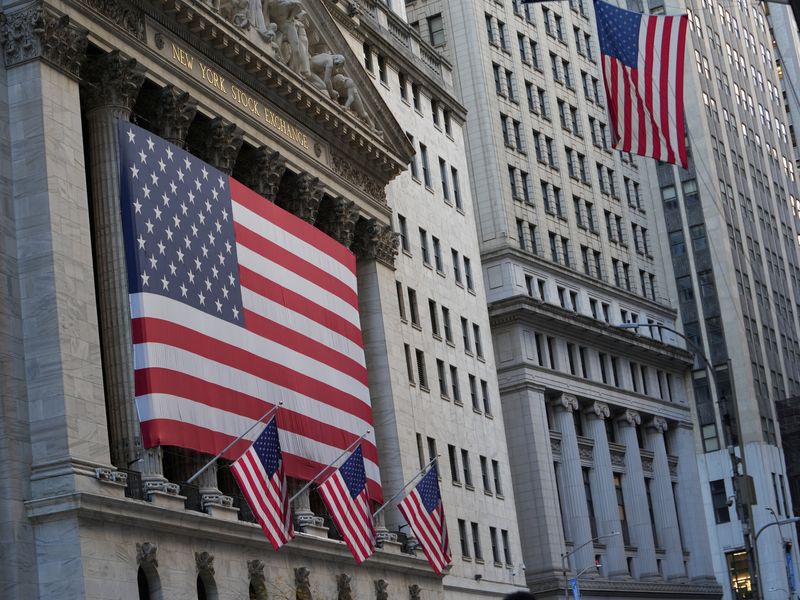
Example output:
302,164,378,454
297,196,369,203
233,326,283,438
337,573,353,600
316,196,359,247
351,218,398,266
152,85,198,148
668,456,679,478
610,448,626,469
618,409,641,427
641,456,654,474
201,492,234,509
585,401,610,420
248,560,267,598
76,0,145,41
295,566,312,600
195,551,215,576
136,542,158,568
375,579,388,600
409,584,421,600
80,51,146,112
237,146,286,201
277,172,324,224
0,6,88,77
552,393,579,413
648,416,668,433
550,436,561,456
199,117,245,175
578,441,594,462
331,154,387,204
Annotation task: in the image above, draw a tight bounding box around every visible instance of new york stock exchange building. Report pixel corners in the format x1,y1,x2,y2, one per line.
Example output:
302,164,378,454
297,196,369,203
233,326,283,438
0,0,495,598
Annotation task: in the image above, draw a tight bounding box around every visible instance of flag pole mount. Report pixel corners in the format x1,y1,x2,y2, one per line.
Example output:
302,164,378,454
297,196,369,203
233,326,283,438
372,455,439,518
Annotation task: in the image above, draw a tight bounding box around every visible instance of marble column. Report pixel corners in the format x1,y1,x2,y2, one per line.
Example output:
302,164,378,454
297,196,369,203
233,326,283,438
551,393,594,573
80,52,150,478
615,410,659,578
672,422,717,580
646,417,686,579
584,402,628,577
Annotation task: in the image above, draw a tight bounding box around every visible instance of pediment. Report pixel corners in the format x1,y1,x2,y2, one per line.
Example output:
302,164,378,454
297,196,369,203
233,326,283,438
147,0,413,186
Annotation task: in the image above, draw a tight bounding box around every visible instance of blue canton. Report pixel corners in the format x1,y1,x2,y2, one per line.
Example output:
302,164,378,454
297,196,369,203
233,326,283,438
417,465,442,513
594,0,642,68
253,417,281,477
119,122,244,326
340,445,367,498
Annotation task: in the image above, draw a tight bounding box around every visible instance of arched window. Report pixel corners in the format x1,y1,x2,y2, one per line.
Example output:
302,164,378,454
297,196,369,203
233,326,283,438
137,565,162,600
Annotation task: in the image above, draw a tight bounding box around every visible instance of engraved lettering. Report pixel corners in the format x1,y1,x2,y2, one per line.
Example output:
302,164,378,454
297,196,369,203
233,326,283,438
171,43,193,69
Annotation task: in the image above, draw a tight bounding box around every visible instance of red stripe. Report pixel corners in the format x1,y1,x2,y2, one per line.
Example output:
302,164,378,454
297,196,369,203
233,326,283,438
635,67,647,156
235,222,358,309
230,178,356,272
232,455,289,549
659,16,674,164
131,317,372,421
140,418,383,502
674,15,689,167
319,475,375,562
608,59,621,147
400,493,449,573
645,16,659,160
243,308,367,385
240,266,364,347
622,62,633,151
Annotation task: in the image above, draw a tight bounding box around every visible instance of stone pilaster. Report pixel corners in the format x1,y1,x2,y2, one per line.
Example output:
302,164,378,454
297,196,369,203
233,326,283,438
646,417,686,579
615,409,659,578
197,116,244,175
583,401,628,578
235,145,286,201
551,393,594,573
351,217,399,269
151,85,197,147
316,196,360,247
277,171,324,224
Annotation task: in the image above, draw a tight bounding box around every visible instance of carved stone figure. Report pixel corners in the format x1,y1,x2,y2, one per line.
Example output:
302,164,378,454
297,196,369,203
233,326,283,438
408,584,421,600
308,52,345,99
336,573,353,600
332,73,374,129
136,542,158,567
295,566,312,600
270,0,304,65
248,560,267,599
291,10,311,77
195,551,215,576
375,579,389,600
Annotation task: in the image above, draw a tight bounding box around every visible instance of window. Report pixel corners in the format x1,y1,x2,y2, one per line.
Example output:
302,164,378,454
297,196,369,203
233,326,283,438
473,324,484,358
464,257,474,291
490,526,501,563
408,288,419,326
481,379,492,415
439,158,450,202
614,473,630,544
432,236,443,271
415,349,428,388
396,281,406,320
419,228,430,265
420,143,431,187
492,459,503,496
502,529,512,564
404,344,414,384
469,374,479,411
710,479,731,523
461,317,471,353
407,134,419,180
436,359,448,396
377,54,387,84
471,522,483,561
442,306,452,342
450,365,461,404
480,456,491,493
429,299,439,337
461,449,473,487
452,249,462,284
412,83,421,111
428,14,445,46
448,445,460,484
451,167,463,210
459,519,470,557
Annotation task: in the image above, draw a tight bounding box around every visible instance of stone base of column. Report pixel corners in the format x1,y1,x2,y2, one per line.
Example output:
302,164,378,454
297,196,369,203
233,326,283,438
205,503,240,521
149,490,187,510
296,511,328,537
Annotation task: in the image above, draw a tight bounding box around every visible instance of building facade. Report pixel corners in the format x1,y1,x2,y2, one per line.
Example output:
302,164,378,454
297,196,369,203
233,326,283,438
0,0,525,598
404,0,720,598
641,0,800,597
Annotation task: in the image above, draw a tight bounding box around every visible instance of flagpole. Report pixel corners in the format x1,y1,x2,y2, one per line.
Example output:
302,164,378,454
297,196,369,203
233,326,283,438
186,402,283,484
288,429,371,505
372,455,439,519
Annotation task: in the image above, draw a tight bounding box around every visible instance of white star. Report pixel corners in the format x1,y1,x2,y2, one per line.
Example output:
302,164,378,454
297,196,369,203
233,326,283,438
201,165,209,180
157,240,166,255
191,223,199,237
198,291,205,305
208,231,216,246
232,306,240,320
221,208,229,221
211,188,219,200
148,254,158,269
137,235,146,250
165,226,174,241
228,273,236,286
194,257,202,271
133,199,143,214
215,299,223,313
130,164,140,179
218,252,226,266
158,158,166,173
198,213,206,225
211,265,219,279
147,137,155,151
169,181,177,194
166,147,174,161
179,283,188,297
127,128,136,144
177,168,185,182
176,248,185,263
205,199,212,213
222,285,229,299
187,271,195,284
184,156,192,171
162,193,170,207
184,235,192,249
145,219,154,234
169,262,177,275
194,178,202,191
139,149,148,164
142,184,151,199
180,202,188,215
188,191,195,204
141,271,150,286
218,175,226,189
161,275,170,290
224,241,231,254
201,244,209,258
150,171,159,186
204,278,212,291
153,206,162,221
215,220,222,233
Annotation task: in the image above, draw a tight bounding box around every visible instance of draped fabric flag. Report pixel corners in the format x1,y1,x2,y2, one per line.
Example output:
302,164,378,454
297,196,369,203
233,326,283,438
231,416,294,549
118,122,382,502
317,445,376,563
398,465,452,575
594,0,689,167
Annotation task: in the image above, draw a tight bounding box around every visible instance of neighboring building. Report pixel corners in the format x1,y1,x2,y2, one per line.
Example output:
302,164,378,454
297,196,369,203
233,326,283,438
777,397,800,539
641,0,800,597
405,0,720,599
0,1,524,599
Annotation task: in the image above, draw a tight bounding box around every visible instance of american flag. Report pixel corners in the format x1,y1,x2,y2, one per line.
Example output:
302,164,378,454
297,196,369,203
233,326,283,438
317,445,376,563
594,0,688,167
398,464,451,575
231,416,294,549
118,122,382,501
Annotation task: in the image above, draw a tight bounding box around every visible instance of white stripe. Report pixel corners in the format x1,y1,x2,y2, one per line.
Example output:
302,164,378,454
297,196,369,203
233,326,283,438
241,287,365,367
237,245,360,327
232,457,287,544
401,495,447,571
636,19,651,156
130,293,369,402
650,17,666,158
665,17,682,158
136,393,381,484
232,199,357,291
321,475,374,561
624,63,640,152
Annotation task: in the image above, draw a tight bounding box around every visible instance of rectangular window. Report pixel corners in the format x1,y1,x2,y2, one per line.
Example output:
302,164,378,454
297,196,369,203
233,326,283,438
459,519,470,557
473,324,484,358
461,449,473,487
469,374,479,411
432,236,443,272
419,228,430,265
448,445,460,484
437,359,448,396
428,13,445,46
442,306,452,342
396,281,406,321
420,143,431,187
471,522,483,561
439,158,450,202
492,459,503,496
481,379,492,415
711,479,731,523
452,249,462,284
404,343,414,384
490,526,501,563
450,365,461,404
461,317,471,353
398,214,409,252
451,167,463,210
464,257,474,291
415,349,428,389
408,288,419,326
502,529,512,564
480,456,491,493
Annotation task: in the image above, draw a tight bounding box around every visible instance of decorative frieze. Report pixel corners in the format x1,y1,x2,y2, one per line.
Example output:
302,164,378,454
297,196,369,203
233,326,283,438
152,85,198,147
81,51,146,112
277,171,325,224
331,153,387,204
76,0,145,41
237,145,287,201
316,196,360,247
351,217,398,267
0,5,88,77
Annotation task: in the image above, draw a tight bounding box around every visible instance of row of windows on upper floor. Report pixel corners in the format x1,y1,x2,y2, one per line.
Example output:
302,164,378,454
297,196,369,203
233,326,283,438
709,472,791,526
486,5,590,53
405,136,465,210
396,216,474,291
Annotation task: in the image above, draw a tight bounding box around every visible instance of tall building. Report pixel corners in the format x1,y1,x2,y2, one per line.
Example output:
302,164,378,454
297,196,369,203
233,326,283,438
641,0,800,597
0,0,524,598
405,0,720,599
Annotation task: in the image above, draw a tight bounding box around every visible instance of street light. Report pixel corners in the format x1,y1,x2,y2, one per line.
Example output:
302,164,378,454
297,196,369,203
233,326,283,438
562,531,620,600
613,321,761,598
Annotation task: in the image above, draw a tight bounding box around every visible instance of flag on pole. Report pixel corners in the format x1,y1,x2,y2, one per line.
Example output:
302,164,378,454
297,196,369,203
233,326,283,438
398,464,452,575
317,445,376,563
118,122,382,502
594,0,689,167
231,416,294,549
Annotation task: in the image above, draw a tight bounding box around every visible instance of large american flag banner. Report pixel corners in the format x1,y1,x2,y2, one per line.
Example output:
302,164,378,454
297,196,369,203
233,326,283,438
317,445,376,563
231,416,294,549
118,122,381,501
594,0,688,167
398,464,451,575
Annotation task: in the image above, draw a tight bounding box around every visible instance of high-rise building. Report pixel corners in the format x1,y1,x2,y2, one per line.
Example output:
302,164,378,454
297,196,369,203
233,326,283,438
641,0,800,597
404,0,720,598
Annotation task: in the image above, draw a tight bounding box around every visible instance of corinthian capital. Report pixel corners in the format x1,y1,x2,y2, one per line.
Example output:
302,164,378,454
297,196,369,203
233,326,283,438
316,196,360,247
236,145,286,202
81,51,146,112
152,85,198,148
277,172,324,224
351,217,398,267
198,117,244,175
